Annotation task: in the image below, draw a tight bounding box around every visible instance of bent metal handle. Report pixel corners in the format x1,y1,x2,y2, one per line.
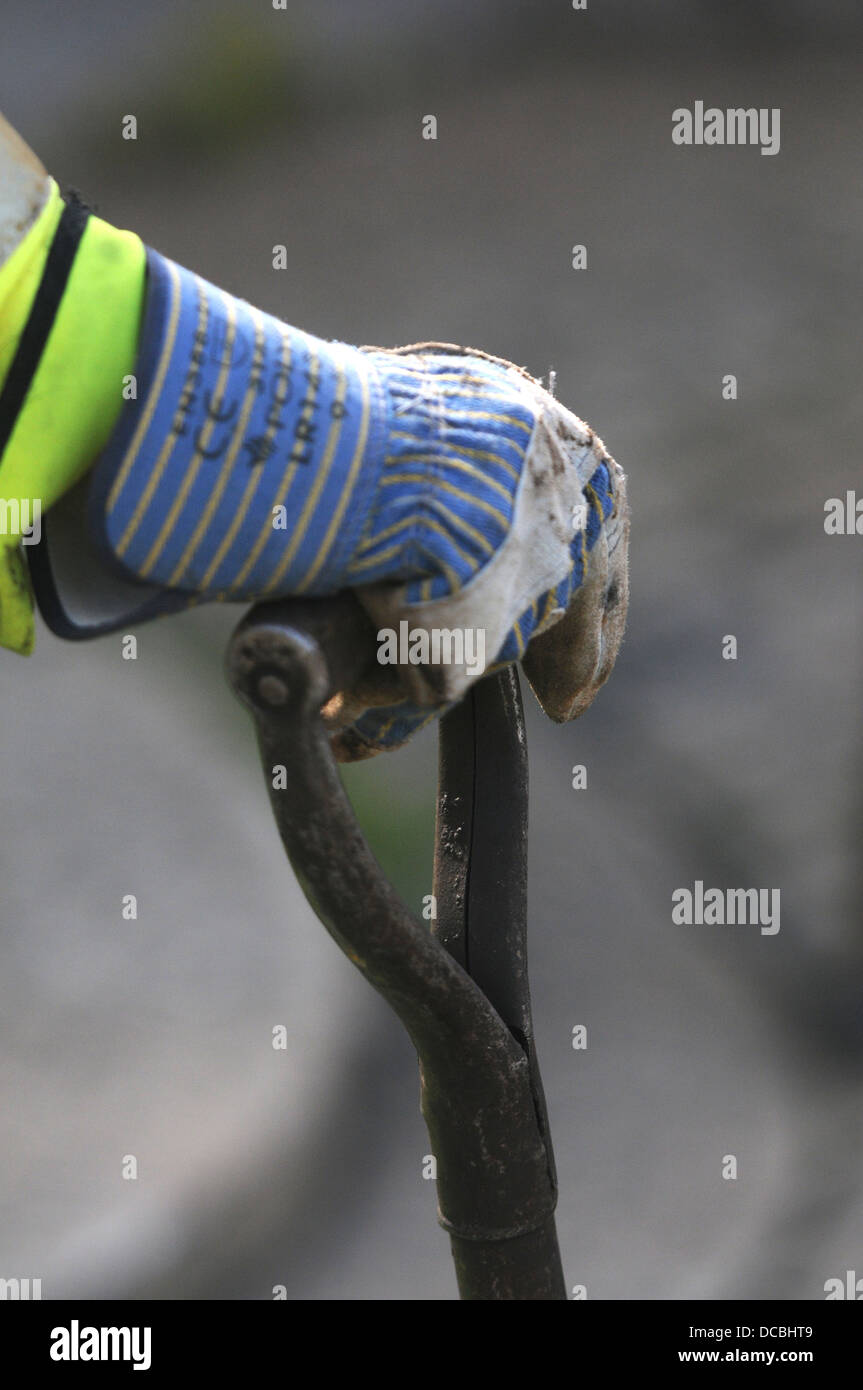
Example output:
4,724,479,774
226,593,565,1300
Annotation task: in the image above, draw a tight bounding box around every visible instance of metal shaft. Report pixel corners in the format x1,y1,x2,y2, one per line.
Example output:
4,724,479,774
435,670,565,1299
226,596,565,1300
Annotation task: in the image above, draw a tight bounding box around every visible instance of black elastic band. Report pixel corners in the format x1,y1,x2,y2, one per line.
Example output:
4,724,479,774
0,191,91,462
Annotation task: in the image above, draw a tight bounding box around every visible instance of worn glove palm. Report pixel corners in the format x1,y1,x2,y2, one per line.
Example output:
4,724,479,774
320,343,629,758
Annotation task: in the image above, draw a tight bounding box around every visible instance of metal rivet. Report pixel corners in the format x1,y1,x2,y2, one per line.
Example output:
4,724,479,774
257,674,289,706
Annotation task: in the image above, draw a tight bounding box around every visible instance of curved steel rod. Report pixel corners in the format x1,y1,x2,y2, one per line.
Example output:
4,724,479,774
226,594,565,1299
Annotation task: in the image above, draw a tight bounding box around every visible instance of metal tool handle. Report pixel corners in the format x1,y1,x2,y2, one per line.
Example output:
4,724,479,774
226,593,565,1300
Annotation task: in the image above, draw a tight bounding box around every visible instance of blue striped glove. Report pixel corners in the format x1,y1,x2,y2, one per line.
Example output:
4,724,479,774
88,247,630,758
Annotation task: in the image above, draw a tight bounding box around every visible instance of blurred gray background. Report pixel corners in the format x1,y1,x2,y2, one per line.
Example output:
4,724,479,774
1,0,861,1299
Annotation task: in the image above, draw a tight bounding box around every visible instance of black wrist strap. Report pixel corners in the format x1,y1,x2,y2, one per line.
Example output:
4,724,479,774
0,191,91,463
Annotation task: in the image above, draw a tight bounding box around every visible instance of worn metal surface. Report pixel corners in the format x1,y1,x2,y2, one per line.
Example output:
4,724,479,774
435,669,563,1294
226,595,565,1300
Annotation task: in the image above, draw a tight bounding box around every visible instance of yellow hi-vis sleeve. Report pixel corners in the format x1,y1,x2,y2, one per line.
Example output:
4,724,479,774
0,178,146,653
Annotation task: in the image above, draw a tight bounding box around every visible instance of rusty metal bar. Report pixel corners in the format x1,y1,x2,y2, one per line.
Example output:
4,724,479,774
226,594,565,1300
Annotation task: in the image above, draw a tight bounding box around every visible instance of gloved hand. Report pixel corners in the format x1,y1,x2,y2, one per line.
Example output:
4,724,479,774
0,116,630,760
86,241,630,757
317,343,630,759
